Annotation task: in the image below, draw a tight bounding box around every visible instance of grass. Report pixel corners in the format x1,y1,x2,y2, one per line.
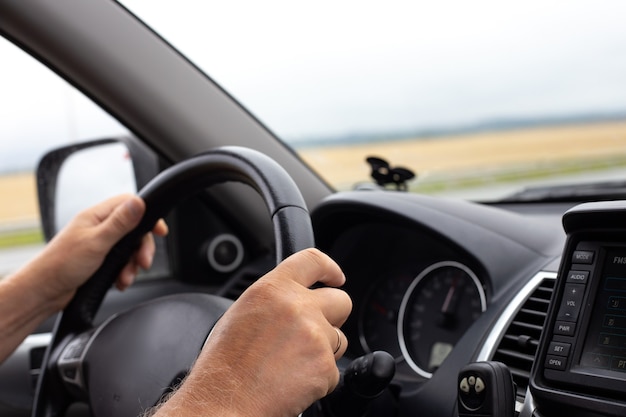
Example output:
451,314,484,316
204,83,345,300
409,155,626,194
0,228,44,249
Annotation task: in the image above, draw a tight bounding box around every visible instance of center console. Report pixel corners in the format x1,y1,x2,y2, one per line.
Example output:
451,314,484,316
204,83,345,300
532,201,626,416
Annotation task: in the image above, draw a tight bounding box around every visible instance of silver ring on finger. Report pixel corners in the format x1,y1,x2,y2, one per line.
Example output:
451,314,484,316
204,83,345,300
333,327,342,355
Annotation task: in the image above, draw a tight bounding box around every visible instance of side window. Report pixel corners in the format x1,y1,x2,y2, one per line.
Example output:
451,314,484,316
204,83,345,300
0,37,129,279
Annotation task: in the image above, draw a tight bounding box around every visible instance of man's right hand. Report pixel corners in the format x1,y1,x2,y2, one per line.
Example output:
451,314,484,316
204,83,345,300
153,248,352,417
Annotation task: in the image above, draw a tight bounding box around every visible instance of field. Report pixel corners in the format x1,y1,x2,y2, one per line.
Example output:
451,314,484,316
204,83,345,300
2,120,626,233
0,172,38,227
298,121,626,191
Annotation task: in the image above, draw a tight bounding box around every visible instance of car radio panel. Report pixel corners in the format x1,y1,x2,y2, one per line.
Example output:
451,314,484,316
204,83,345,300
532,201,626,416
543,243,626,388
579,247,626,375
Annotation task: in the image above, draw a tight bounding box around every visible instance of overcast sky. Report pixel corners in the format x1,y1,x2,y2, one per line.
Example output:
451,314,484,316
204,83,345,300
2,0,626,170
123,0,626,139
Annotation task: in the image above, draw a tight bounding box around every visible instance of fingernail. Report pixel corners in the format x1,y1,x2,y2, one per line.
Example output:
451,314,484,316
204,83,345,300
125,198,142,221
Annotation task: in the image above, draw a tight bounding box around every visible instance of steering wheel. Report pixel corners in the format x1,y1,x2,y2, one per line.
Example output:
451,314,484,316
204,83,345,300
32,146,315,417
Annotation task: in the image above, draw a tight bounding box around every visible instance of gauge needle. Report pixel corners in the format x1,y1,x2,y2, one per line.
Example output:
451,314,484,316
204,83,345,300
439,278,460,329
441,279,457,315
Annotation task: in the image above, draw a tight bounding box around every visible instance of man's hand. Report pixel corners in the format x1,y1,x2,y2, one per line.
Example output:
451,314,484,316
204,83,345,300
0,194,167,363
29,194,168,311
154,248,353,417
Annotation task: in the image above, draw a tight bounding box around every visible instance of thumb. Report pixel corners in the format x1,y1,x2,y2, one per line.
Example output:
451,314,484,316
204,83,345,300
96,196,146,248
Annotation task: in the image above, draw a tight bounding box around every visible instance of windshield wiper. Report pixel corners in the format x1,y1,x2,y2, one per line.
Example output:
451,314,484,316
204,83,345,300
501,180,626,203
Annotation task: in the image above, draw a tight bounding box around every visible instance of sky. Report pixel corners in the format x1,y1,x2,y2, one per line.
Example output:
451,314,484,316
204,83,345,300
2,0,626,170
122,0,626,139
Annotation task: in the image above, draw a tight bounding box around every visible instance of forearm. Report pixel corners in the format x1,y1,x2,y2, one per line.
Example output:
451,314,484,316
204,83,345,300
0,259,63,363
148,364,247,417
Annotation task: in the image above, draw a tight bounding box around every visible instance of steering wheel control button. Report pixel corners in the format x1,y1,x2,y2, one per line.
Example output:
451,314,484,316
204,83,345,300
554,321,576,336
566,270,589,284
57,332,93,390
548,341,571,357
572,250,595,264
63,368,77,380
557,284,585,322
61,334,90,360
545,355,567,371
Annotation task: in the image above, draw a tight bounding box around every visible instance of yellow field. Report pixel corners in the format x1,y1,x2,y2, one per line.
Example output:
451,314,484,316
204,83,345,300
299,121,626,189
0,172,38,226
2,121,626,225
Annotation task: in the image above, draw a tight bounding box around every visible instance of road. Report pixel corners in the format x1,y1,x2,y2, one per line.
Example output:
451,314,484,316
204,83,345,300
0,244,43,278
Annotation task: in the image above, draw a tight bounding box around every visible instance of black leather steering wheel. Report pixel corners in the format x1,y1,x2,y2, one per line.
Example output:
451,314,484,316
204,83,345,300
32,146,315,417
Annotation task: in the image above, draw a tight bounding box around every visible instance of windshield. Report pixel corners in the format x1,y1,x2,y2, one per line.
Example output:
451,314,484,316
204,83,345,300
121,0,626,200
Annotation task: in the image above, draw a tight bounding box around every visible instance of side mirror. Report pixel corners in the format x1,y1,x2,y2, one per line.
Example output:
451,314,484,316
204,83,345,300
36,137,161,241
36,136,169,279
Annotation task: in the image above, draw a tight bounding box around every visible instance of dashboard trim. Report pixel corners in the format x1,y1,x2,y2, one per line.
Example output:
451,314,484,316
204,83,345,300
476,270,557,361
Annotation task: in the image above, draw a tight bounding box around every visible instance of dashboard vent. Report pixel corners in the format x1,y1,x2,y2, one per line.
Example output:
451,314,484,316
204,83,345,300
218,257,273,300
492,277,555,398
221,272,258,300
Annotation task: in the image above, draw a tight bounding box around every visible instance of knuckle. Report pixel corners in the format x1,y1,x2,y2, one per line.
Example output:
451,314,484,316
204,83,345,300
245,279,302,315
336,288,353,312
300,247,331,270
110,209,131,232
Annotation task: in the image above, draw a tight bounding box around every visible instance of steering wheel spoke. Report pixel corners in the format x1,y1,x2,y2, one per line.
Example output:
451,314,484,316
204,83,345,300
56,330,94,397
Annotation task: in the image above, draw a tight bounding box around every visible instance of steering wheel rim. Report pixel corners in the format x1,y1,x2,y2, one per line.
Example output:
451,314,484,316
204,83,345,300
32,146,315,417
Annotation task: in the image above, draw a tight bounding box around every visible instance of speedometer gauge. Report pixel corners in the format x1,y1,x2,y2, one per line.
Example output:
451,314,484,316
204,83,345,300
359,273,413,360
398,261,486,378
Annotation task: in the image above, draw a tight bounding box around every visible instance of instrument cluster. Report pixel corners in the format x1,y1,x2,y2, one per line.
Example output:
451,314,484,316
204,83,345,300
326,222,488,383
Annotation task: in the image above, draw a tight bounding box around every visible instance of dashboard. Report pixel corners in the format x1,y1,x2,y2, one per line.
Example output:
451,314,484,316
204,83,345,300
309,192,626,417
311,191,571,416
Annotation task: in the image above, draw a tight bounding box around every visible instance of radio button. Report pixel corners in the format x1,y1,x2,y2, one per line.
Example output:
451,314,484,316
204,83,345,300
572,250,594,264
548,341,571,357
581,352,610,369
554,321,576,336
545,355,567,371
608,296,626,310
611,356,626,372
566,270,589,284
557,284,585,322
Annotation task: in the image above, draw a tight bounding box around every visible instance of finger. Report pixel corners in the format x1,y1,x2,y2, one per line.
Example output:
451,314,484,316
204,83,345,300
135,232,156,270
84,193,137,224
276,248,346,288
312,287,352,327
96,195,146,247
115,260,138,290
152,219,169,237
330,326,348,360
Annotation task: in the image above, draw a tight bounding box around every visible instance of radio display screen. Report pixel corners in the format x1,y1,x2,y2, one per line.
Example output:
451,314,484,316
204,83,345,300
579,248,626,374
